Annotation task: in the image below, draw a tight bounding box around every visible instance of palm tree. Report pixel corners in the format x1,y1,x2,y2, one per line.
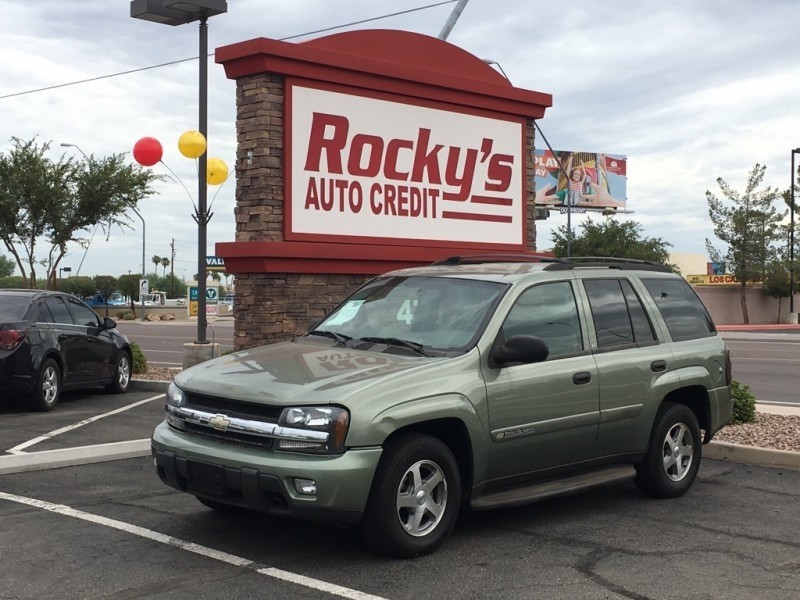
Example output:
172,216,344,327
151,255,161,275
160,256,170,277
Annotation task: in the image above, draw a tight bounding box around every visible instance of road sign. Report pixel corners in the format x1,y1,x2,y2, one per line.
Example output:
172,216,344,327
139,279,149,294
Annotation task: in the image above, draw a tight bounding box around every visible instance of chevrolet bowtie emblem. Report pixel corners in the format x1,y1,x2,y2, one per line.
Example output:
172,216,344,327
208,414,231,431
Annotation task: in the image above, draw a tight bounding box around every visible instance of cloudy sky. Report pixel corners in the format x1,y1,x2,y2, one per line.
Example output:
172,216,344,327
2,0,799,281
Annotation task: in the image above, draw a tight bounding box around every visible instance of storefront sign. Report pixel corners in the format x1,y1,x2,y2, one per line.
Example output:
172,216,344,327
687,274,739,285
288,84,525,246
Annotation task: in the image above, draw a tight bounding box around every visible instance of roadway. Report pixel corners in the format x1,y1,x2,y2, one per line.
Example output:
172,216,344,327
116,319,800,409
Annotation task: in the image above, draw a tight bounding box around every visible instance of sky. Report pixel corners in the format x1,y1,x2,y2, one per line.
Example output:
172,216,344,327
2,0,800,281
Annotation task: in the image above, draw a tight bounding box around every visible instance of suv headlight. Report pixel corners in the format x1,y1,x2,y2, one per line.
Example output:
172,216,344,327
277,406,350,453
166,382,187,408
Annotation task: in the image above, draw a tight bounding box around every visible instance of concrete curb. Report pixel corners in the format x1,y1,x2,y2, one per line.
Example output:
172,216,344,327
705,441,800,472
0,440,151,476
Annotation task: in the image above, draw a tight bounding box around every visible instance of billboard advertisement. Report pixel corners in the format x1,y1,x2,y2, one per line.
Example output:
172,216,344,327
534,150,627,212
288,83,526,248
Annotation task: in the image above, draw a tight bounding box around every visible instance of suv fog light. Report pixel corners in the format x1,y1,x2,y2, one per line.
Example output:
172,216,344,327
294,478,317,495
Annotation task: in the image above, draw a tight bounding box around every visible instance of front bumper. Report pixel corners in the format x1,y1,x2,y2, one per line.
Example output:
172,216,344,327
151,421,382,525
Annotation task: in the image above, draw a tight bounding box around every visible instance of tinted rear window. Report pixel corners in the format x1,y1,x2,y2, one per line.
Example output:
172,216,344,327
641,278,716,341
0,296,31,321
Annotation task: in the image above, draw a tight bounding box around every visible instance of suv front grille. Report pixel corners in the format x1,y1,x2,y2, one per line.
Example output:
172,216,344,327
170,392,284,449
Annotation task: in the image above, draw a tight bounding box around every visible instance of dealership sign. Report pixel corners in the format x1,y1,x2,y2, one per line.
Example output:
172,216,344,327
288,84,525,247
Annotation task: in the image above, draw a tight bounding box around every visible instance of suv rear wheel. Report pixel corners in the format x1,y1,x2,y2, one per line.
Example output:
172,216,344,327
360,433,461,558
635,402,701,498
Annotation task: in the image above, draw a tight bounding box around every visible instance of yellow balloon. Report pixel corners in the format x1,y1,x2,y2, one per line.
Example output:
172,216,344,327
207,157,228,185
178,130,206,159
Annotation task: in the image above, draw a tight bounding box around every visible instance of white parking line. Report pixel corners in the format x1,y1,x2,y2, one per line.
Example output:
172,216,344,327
0,492,387,600
7,393,164,454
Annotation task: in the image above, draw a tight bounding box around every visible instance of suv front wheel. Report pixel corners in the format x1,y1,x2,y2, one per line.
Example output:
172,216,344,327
635,401,701,498
360,433,461,558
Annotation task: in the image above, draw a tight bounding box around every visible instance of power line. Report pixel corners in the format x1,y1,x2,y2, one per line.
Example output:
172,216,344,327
0,1,456,101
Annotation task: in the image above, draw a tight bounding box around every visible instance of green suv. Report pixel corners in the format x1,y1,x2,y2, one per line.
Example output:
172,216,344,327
152,256,733,557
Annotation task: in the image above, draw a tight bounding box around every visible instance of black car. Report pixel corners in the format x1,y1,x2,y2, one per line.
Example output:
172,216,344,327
0,289,133,411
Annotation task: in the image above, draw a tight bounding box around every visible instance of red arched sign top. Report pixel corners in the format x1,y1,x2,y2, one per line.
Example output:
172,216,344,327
215,30,552,275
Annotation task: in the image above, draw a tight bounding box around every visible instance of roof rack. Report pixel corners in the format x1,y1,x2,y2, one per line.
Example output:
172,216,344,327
430,253,566,266
543,256,672,272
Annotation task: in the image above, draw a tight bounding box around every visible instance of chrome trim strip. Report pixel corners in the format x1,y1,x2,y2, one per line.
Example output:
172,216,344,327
492,411,600,442
167,406,328,442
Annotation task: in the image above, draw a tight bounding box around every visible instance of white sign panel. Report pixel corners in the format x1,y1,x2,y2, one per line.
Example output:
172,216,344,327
290,85,524,246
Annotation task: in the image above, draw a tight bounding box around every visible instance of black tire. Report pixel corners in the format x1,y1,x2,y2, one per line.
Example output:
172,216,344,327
635,402,702,498
106,352,131,394
30,358,61,412
360,433,461,558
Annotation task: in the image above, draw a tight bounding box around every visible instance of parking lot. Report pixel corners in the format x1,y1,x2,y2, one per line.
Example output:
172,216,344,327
2,383,800,599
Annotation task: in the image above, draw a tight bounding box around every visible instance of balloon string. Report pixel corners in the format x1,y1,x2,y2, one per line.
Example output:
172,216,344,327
159,160,197,212
207,177,229,213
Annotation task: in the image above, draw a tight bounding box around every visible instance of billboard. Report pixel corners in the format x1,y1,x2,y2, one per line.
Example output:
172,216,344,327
534,150,627,212
288,83,526,248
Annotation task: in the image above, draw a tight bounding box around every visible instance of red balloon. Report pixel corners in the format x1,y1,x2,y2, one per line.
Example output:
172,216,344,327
133,137,163,167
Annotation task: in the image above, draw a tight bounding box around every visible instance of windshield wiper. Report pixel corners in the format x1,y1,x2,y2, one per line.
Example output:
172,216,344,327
306,330,352,346
358,336,429,356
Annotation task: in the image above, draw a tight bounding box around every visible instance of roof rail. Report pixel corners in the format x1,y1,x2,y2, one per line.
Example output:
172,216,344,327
543,256,672,272
430,253,566,266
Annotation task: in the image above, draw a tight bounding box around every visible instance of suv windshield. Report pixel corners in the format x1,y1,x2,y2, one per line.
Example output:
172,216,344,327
314,275,507,353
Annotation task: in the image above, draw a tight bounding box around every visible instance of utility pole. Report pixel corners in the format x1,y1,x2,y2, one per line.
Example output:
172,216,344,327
170,238,176,298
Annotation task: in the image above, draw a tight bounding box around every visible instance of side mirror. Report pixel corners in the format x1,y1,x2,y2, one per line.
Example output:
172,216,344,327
489,335,549,368
103,317,117,330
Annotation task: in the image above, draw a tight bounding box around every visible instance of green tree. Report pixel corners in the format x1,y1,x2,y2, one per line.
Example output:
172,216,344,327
117,274,141,317
0,275,26,288
0,137,162,289
160,256,170,277
550,218,674,266
762,259,790,323
706,164,784,324
57,275,95,297
0,254,14,277
151,255,161,274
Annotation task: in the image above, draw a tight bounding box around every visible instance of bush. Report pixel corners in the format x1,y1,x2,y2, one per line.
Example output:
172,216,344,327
130,341,148,374
730,380,756,424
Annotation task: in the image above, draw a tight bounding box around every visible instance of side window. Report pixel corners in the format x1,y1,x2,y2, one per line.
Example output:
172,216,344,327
36,301,55,323
68,299,101,327
641,277,716,341
583,279,656,350
501,281,583,357
45,297,74,325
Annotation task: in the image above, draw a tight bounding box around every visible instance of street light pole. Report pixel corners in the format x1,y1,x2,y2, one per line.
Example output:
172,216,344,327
196,14,210,344
131,206,146,322
130,0,227,345
791,149,799,315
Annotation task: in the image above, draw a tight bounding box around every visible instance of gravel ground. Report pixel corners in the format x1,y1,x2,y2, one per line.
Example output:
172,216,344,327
135,367,800,453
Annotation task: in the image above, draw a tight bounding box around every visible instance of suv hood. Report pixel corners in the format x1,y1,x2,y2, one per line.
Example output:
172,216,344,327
174,338,447,406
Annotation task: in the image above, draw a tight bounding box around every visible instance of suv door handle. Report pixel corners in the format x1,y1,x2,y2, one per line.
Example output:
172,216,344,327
650,360,667,372
572,371,592,385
